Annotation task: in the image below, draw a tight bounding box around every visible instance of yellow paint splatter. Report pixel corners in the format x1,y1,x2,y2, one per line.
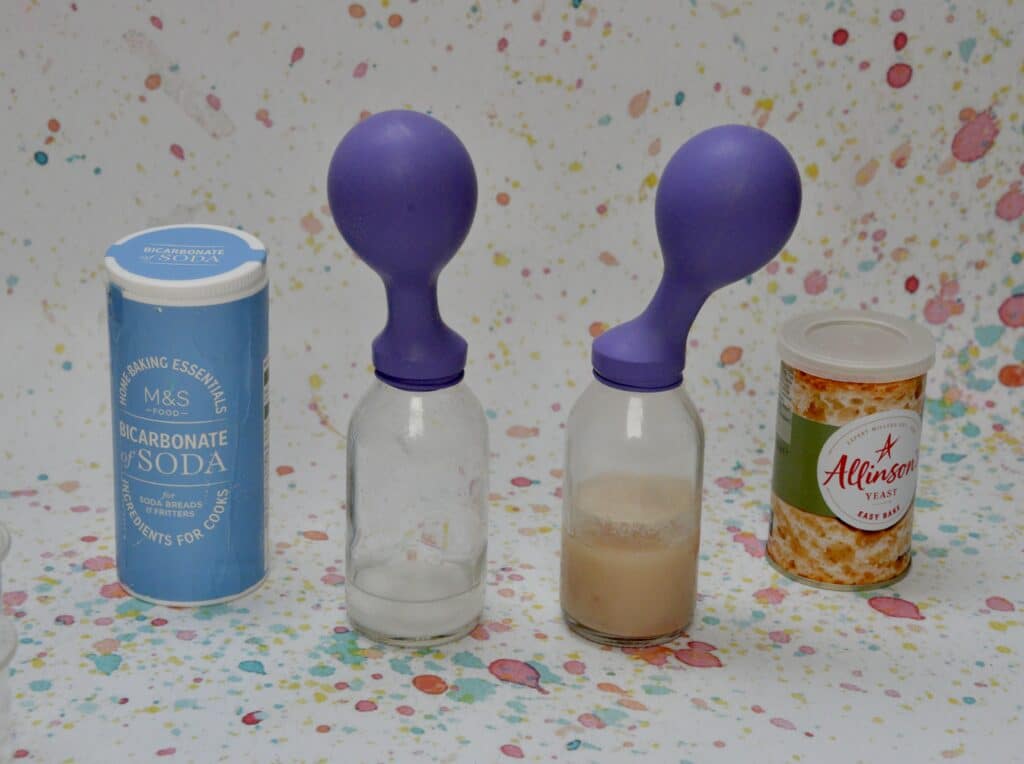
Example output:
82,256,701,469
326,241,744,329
855,158,879,186
493,252,510,266
309,374,323,390
805,163,819,180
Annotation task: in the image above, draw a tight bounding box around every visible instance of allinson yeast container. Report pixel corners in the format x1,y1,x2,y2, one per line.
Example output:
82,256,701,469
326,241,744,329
105,225,269,605
768,310,935,589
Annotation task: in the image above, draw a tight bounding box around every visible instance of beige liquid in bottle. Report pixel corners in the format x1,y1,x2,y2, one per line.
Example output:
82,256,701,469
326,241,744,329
561,474,700,644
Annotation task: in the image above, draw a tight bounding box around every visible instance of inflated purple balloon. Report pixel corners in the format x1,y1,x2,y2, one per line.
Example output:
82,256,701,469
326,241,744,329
593,125,801,390
327,110,477,389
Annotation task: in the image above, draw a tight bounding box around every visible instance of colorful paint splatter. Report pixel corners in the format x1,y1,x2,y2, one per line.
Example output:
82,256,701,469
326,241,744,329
1,1,1021,761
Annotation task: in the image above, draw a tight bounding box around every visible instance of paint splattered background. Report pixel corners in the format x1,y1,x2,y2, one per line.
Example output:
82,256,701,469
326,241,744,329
1,1,1022,761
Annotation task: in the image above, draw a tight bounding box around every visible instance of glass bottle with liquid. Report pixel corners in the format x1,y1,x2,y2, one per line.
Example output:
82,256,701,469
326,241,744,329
560,125,803,646
327,110,487,645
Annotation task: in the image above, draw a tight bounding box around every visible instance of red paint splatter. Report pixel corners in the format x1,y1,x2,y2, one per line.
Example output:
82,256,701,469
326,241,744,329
563,660,586,675
905,276,919,293
47,118,61,132
353,61,368,78
995,182,1024,222
952,109,999,162
891,9,905,22
156,749,176,757
301,530,328,541
768,630,790,644
500,744,525,759
998,364,1024,388
169,144,185,161
100,582,128,599
868,596,924,620
354,699,377,711
276,465,295,476
754,587,787,605
623,645,674,666
986,596,1014,612
770,717,797,731
412,675,448,695
498,37,509,52
489,659,548,694
150,15,163,29
714,476,744,491
832,28,849,46
206,94,221,111
998,294,1024,328
675,641,723,668
732,530,765,558
886,63,912,88
290,46,305,66
55,614,74,625
241,710,265,725
84,556,115,571
511,477,532,488
893,32,907,51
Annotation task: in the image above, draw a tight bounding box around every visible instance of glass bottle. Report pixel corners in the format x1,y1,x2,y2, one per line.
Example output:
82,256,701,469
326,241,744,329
559,125,802,647
327,109,488,645
561,381,704,646
346,379,488,645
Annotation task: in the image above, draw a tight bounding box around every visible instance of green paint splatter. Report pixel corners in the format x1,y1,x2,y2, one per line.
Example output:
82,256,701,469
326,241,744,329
447,677,496,704
320,630,366,666
452,651,485,669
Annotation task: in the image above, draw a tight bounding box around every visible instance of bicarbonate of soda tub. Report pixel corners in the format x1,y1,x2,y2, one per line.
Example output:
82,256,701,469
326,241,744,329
105,224,269,606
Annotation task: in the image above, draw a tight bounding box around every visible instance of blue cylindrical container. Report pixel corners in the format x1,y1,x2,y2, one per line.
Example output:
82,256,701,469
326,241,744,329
105,224,269,605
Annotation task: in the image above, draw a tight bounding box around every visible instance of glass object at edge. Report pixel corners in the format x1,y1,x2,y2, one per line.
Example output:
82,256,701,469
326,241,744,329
346,379,488,647
561,379,704,647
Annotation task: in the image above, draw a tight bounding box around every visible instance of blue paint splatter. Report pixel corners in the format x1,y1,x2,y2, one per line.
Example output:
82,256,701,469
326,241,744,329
447,677,496,704
941,453,966,463
238,660,265,675
975,325,1004,347
959,38,976,63
89,653,123,675
29,679,52,691
452,651,485,669
34,151,48,166
675,91,685,106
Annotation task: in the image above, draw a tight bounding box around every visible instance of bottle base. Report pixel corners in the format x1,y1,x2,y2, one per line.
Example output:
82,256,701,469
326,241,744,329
348,615,479,648
562,609,688,648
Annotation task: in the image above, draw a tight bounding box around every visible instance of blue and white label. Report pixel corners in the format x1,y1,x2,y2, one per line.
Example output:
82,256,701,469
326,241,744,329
108,285,268,604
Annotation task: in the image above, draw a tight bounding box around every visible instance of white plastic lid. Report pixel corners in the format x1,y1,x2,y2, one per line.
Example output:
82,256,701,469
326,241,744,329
0,616,15,671
105,224,267,306
778,309,936,383
0,522,8,564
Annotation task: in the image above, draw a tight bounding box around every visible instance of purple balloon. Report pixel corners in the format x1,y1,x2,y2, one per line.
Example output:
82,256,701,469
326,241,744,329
593,125,802,390
327,110,477,389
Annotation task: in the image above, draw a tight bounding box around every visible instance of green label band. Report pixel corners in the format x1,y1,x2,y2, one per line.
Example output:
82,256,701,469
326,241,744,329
772,412,838,517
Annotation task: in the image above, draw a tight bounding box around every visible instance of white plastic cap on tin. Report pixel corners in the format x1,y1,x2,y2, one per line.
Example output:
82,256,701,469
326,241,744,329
778,309,936,383
105,224,267,306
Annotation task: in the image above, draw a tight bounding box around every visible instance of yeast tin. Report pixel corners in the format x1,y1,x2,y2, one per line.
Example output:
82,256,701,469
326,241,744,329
106,225,269,605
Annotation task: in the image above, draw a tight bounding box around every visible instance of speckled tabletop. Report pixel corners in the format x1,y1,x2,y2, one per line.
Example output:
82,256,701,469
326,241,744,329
1,1,1022,762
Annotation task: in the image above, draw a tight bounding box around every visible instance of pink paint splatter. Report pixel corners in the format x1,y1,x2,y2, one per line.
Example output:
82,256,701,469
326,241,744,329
510,476,532,488
156,748,176,757
500,744,524,759
770,717,797,731
396,705,414,716
995,182,1024,222
290,46,305,66
83,556,115,571
868,596,925,620
715,476,744,491
489,659,548,694
169,144,184,161
255,108,273,128
70,505,90,513
353,61,368,78
732,530,766,558
840,682,866,692
55,614,75,626
300,213,323,235
891,140,912,168
563,660,586,675
754,587,787,605
985,596,1014,612
302,530,328,541
58,480,79,493
506,425,539,438
176,630,196,641
100,582,128,599
598,251,619,266
578,713,605,729
768,630,791,644
886,63,912,88
628,90,651,118
999,295,1024,328
803,269,827,294
891,9,905,22
675,641,723,668
321,573,344,586
354,699,377,712
93,638,120,655
497,37,509,52
150,16,163,30
952,109,999,162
